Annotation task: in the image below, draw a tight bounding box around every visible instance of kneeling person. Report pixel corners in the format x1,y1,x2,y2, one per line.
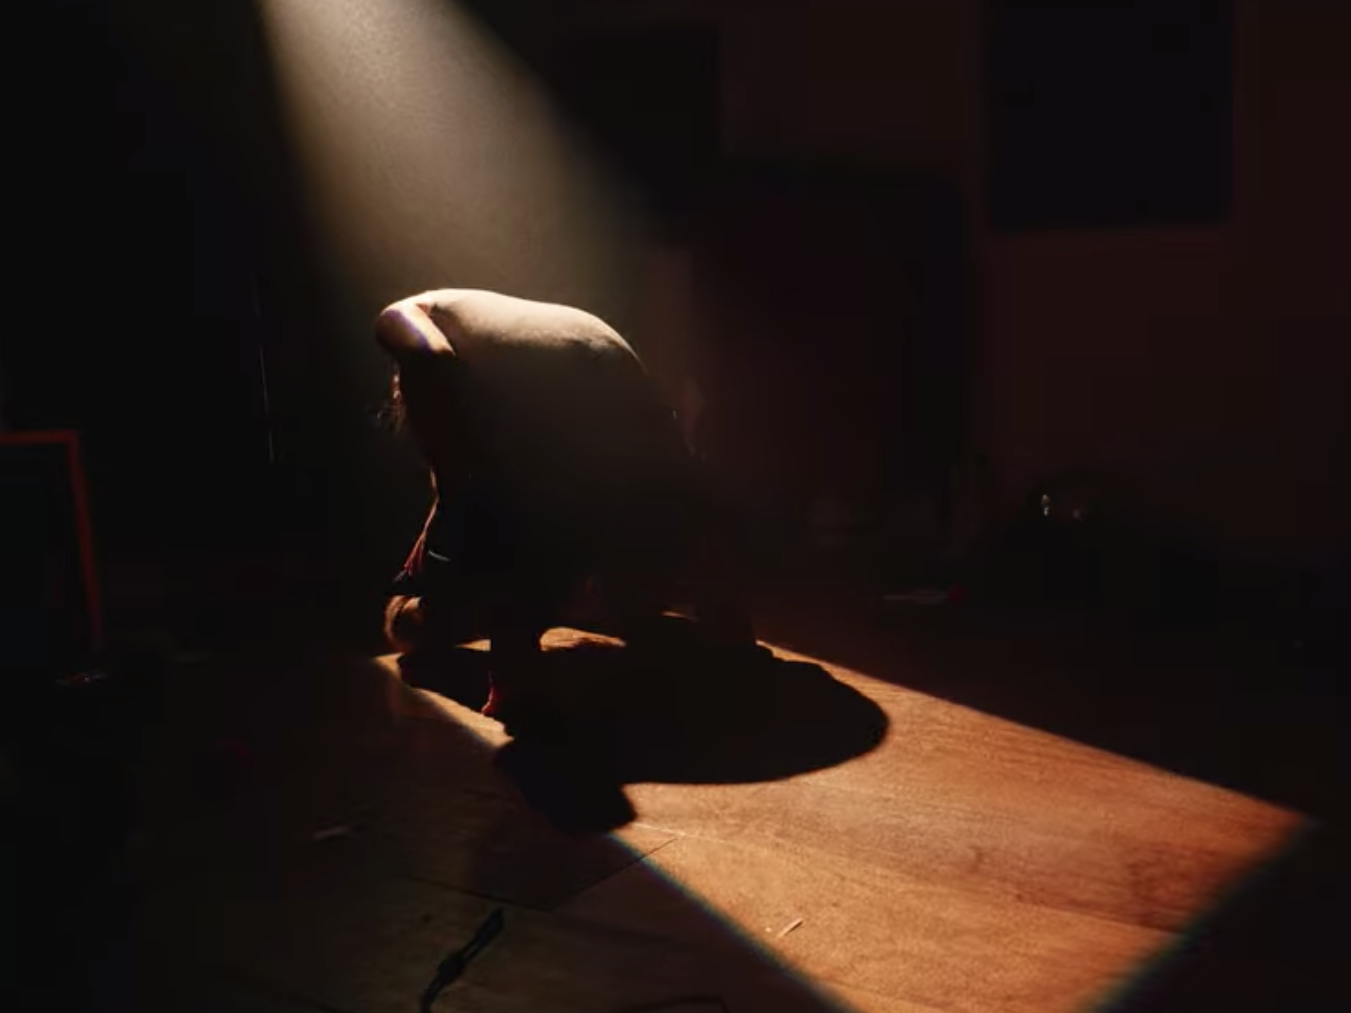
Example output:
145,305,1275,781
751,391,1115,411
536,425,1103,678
376,289,751,723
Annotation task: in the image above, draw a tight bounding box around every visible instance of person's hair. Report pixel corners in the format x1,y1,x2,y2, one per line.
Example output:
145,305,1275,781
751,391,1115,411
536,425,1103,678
375,367,408,435
377,356,471,445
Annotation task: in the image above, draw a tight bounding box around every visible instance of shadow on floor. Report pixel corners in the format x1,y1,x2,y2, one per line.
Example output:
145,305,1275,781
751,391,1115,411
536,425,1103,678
758,592,1344,818
6,644,877,1012
756,595,1346,1013
397,616,889,833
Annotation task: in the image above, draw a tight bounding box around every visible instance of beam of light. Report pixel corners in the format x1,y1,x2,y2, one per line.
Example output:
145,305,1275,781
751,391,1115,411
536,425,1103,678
375,633,1309,1013
256,0,642,329
256,6,1307,1007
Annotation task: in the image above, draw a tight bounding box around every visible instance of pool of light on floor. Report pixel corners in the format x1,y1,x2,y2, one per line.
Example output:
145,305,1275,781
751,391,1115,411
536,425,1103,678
374,635,1308,1013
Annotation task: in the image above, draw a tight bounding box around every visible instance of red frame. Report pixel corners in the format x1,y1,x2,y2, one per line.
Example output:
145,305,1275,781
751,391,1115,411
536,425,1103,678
0,429,103,654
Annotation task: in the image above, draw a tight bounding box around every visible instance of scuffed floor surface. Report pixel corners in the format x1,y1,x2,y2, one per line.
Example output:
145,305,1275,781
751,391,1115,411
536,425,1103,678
70,624,1307,1013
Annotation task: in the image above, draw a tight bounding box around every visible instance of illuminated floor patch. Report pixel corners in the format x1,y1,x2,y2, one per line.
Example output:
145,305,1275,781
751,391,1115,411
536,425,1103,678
374,631,1305,1013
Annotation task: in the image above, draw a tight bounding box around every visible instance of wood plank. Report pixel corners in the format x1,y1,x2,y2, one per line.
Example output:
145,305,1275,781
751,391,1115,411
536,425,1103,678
614,646,1302,933
135,638,1304,1013
562,834,1171,1013
157,862,867,1013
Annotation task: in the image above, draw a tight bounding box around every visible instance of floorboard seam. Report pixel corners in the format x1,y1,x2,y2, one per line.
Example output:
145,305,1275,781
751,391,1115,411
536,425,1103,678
551,836,683,911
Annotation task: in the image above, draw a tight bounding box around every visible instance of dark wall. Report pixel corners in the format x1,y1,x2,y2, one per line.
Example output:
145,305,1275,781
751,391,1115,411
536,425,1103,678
2,0,359,629
11,0,1342,636
986,0,1233,234
585,0,1351,571
978,1,1351,567
5,5,256,566
554,2,978,561
0,0,656,636
686,162,967,554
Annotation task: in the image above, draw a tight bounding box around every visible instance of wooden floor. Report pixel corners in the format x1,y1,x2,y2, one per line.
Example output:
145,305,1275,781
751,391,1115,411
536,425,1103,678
119,621,1306,1013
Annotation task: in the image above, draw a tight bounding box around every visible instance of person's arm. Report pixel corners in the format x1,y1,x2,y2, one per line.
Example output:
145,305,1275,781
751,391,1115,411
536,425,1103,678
375,296,456,361
376,296,469,496
399,493,439,578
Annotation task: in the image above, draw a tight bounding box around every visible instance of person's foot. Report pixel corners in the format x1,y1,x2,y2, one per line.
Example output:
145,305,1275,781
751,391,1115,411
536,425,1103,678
384,596,425,654
481,681,508,719
386,596,485,655
481,682,560,738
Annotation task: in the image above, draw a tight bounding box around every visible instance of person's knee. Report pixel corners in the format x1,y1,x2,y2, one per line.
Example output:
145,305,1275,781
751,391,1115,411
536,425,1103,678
385,592,486,653
384,595,425,653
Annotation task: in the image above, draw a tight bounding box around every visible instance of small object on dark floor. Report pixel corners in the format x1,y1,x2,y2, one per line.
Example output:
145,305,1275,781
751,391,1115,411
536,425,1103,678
419,907,506,1011
53,668,111,690
311,823,356,842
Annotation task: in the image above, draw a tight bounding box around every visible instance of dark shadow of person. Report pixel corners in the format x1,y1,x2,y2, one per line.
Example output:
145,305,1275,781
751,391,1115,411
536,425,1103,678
397,616,889,834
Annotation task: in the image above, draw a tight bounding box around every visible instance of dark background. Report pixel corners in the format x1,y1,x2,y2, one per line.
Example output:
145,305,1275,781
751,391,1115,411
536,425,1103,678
1,0,1347,646
0,4,1345,1011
